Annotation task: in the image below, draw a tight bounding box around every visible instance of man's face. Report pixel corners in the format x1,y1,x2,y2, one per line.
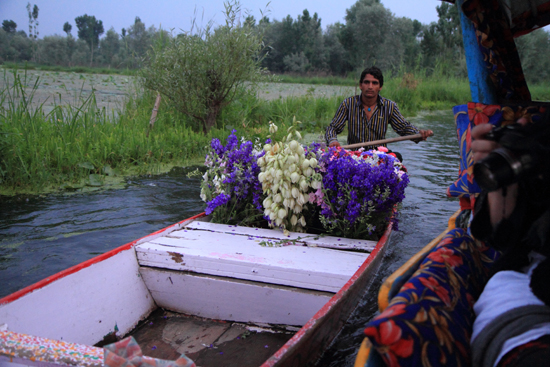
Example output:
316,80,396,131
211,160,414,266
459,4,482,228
359,74,382,99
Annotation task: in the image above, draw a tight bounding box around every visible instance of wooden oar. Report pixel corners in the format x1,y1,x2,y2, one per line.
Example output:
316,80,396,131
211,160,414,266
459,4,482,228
341,133,429,150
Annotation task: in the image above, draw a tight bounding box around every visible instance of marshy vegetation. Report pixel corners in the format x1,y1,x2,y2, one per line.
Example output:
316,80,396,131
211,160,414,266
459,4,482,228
0,66,470,196
3,0,550,196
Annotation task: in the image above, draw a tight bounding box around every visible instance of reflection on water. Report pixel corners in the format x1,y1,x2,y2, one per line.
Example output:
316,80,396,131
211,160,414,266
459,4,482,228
318,110,460,366
0,110,460,365
0,167,205,298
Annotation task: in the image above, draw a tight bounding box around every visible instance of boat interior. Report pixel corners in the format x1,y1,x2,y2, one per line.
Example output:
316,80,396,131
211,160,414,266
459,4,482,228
1,215,381,367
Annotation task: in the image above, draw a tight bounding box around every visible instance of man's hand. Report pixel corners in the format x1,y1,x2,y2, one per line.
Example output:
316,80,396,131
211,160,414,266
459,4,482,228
419,129,434,140
329,141,341,148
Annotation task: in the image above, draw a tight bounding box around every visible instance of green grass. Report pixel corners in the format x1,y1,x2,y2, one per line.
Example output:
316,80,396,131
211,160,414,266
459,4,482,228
0,70,227,194
4,67,548,195
275,73,357,86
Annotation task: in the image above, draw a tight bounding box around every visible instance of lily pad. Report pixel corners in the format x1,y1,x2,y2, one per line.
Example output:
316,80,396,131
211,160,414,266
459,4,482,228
102,165,117,176
60,182,85,191
87,174,104,187
78,162,95,170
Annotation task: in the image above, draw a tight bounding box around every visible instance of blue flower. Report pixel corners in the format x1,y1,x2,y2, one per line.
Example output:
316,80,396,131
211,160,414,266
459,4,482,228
317,148,409,239
201,131,268,226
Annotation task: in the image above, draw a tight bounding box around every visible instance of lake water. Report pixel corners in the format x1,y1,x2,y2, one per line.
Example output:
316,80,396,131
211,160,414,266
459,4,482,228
0,109,460,365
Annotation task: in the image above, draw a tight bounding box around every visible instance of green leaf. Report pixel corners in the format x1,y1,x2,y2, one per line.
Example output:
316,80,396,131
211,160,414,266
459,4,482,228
87,174,104,187
77,162,95,170
102,165,117,176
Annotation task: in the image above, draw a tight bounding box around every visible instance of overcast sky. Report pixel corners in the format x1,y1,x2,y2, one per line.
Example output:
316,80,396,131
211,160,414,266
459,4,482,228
1,0,442,38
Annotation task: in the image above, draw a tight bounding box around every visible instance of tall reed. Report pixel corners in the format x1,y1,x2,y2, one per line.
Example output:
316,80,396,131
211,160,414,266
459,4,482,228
4,67,526,195
0,70,226,193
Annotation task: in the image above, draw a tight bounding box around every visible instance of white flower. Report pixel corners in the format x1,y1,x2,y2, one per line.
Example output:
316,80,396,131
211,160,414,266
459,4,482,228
269,123,278,134
297,193,306,205
257,156,266,167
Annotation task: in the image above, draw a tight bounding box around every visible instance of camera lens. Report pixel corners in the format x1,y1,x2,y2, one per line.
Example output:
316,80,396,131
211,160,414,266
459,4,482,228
473,148,526,191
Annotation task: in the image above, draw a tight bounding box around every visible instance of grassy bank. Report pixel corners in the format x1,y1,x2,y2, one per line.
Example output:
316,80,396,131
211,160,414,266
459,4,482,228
4,67,546,196
0,70,349,195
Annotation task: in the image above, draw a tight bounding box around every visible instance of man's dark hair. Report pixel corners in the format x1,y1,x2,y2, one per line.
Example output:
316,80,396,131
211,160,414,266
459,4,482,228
359,66,384,88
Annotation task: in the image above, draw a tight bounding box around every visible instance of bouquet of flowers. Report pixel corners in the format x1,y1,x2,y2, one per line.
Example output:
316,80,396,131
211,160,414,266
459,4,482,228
200,130,267,226
200,123,409,241
310,147,409,240
257,120,323,233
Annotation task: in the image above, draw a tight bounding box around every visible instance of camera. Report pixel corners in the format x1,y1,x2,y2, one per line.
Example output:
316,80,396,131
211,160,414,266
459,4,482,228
473,122,550,192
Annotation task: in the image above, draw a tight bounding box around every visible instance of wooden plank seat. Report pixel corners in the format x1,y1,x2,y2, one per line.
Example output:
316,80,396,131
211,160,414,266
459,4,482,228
135,221,375,326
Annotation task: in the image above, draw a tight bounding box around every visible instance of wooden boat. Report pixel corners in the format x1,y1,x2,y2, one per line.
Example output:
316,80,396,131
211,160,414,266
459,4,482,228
356,1,550,366
0,211,393,367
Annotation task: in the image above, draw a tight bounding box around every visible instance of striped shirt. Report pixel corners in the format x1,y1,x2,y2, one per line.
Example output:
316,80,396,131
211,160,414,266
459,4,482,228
325,95,419,150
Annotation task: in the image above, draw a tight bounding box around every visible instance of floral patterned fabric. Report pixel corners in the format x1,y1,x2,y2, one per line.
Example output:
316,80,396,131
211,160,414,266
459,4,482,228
363,228,500,366
461,0,531,102
446,102,548,207
104,336,196,367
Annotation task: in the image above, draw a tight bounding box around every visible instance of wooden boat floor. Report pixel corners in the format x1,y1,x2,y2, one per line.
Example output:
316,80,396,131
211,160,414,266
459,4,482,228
127,308,295,367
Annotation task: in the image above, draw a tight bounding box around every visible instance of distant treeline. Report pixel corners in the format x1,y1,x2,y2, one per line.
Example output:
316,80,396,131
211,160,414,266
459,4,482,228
2,0,550,83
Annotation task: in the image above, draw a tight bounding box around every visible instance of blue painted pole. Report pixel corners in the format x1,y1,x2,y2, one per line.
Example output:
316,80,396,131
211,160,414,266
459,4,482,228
456,0,498,104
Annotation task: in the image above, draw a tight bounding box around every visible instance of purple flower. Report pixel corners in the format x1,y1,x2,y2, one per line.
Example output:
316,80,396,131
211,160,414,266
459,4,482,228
202,131,268,226
316,148,409,239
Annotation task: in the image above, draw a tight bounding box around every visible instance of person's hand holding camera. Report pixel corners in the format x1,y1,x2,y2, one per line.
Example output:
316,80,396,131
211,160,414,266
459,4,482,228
471,121,530,227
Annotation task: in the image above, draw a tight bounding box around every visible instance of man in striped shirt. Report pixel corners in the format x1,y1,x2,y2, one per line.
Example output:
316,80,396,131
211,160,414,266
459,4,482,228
325,66,433,152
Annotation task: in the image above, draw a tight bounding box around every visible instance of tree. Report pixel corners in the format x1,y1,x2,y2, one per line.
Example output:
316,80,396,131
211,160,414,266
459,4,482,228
2,20,17,33
141,0,268,133
324,23,353,75
39,35,70,65
516,29,550,84
63,22,72,36
26,3,39,39
261,9,326,73
126,16,152,65
75,14,104,65
435,2,462,50
98,28,120,66
341,0,397,71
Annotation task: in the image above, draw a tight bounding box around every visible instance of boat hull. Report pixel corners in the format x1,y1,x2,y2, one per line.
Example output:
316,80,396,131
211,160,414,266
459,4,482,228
0,213,392,367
